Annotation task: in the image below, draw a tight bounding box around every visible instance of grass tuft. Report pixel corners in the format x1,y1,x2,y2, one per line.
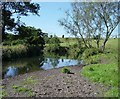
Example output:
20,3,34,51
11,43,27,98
61,67,71,74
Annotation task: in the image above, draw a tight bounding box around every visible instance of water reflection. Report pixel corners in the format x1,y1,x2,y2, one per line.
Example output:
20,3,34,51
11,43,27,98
4,67,18,78
41,58,80,70
3,56,82,78
3,56,44,78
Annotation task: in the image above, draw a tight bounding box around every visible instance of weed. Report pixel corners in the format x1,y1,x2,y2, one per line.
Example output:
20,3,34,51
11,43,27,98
61,67,71,74
12,85,34,97
23,76,37,85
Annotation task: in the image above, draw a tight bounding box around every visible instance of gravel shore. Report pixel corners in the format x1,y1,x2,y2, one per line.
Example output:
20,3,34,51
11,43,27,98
2,65,107,97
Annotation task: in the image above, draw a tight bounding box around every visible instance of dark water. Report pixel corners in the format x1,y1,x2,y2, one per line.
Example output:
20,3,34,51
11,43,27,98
3,56,83,78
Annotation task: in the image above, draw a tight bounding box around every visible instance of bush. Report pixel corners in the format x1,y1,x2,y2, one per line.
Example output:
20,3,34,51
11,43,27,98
3,39,26,46
61,67,71,74
45,44,60,53
67,47,80,59
3,41,11,45
82,48,100,59
2,45,28,60
2,45,43,60
11,39,25,45
27,45,43,56
67,44,85,59
49,36,60,44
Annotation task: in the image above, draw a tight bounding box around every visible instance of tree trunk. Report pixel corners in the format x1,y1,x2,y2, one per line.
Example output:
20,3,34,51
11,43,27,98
102,39,108,51
2,24,5,42
97,40,99,48
2,2,5,42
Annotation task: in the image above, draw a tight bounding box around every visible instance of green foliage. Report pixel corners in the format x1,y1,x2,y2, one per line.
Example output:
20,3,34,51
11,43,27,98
45,44,60,53
81,39,118,97
104,87,118,97
49,36,60,44
1,90,8,97
2,45,43,60
23,76,38,85
44,36,61,53
81,63,118,97
61,67,71,74
12,85,34,97
3,39,26,46
59,2,118,50
2,2,40,41
83,52,118,65
3,45,28,60
17,26,45,46
0,86,8,97
82,48,100,59
67,46,80,59
44,36,49,44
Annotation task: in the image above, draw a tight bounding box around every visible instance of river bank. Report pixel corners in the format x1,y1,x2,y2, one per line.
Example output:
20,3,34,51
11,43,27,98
2,65,108,97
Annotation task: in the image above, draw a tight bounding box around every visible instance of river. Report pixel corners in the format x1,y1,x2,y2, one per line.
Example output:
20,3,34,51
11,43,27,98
2,55,84,78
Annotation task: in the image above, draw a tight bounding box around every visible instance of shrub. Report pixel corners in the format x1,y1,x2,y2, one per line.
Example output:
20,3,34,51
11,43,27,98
72,43,78,48
45,44,60,53
2,45,43,60
2,45,28,60
67,44,82,59
49,36,60,44
3,41,11,45
11,39,25,45
27,45,43,56
61,67,71,74
82,48,100,59
3,39,26,46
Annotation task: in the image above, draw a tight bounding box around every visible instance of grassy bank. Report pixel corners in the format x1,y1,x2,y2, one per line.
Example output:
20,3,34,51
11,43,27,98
3,44,43,60
81,38,118,97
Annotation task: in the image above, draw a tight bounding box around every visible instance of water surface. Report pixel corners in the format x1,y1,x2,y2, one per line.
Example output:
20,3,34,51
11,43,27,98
3,56,83,78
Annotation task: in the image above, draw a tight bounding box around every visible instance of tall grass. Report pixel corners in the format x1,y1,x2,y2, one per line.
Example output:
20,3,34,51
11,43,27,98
3,44,43,60
3,45,27,60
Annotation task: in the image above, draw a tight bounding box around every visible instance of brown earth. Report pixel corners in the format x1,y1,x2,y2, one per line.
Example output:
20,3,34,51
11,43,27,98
2,65,108,97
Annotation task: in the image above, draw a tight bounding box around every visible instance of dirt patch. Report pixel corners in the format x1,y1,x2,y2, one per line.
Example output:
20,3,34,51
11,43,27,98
2,65,107,97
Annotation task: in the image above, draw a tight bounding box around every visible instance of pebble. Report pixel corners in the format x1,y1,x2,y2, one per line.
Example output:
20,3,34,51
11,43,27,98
58,88,62,91
2,66,105,97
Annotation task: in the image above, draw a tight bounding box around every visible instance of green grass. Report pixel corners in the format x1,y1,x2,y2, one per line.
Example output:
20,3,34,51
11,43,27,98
61,67,71,74
81,63,118,86
0,86,8,97
11,76,38,97
81,63,118,97
81,38,118,97
22,76,38,85
12,85,34,97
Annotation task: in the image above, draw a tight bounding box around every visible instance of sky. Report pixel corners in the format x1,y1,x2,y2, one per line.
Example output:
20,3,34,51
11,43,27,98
18,2,118,38
20,2,72,37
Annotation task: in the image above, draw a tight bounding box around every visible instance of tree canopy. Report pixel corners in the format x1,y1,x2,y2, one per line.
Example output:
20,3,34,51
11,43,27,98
2,1,40,41
59,2,119,51
16,25,45,46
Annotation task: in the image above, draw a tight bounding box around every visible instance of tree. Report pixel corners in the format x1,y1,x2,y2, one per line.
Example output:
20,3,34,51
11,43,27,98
2,1,40,41
58,2,119,51
49,35,60,52
62,35,64,38
17,25,45,46
50,35,53,38
96,2,119,51
43,33,49,44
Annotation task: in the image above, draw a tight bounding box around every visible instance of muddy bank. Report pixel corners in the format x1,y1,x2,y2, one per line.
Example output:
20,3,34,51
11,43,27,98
2,65,108,97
